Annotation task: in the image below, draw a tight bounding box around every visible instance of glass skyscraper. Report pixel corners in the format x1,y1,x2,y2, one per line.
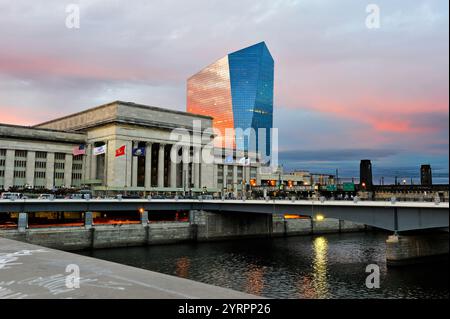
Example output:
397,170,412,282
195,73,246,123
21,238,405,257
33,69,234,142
187,42,274,156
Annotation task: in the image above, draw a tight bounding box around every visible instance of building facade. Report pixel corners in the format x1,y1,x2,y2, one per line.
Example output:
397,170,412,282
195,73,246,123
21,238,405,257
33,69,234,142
187,42,274,156
0,101,261,196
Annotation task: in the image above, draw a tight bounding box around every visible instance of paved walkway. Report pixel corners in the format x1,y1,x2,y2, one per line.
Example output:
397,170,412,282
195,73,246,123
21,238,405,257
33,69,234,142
0,238,260,299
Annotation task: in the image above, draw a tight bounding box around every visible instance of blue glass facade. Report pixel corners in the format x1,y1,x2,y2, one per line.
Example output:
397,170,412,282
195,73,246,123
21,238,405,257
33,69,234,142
229,42,274,155
187,42,274,156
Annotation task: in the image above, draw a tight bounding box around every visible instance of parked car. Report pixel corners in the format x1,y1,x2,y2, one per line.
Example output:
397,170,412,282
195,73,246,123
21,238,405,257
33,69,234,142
37,194,54,200
68,193,84,199
118,195,141,199
0,192,23,200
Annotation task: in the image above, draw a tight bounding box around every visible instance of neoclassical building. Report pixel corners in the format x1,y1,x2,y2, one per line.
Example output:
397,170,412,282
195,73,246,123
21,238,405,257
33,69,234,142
0,101,260,195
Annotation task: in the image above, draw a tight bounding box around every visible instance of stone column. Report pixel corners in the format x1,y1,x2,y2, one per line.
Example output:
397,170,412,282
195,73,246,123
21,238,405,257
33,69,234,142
64,153,73,188
3,149,15,190
46,152,55,190
125,140,133,187
83,145,91,182
157,143,165,188
182,146,190,189
131,141,138,187
145,142,152,189
25,151,36,188
90,146,97,180
233,165,238,196
245,164,251,185
170,144,178,188
193,147,201,189
223,165,228,192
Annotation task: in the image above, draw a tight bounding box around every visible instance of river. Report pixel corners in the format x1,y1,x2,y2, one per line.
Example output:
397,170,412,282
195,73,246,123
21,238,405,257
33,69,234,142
78,232,448,299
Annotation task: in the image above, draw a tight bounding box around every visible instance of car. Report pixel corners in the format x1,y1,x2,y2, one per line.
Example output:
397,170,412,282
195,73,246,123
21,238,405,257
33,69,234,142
38,194,54,200
68,193,84,199
118,195,141,199
0,192,23,200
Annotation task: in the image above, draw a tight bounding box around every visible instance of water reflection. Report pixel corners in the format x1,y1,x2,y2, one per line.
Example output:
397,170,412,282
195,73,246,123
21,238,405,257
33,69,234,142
175,257,190,278
244,265,265,295
312,236,329,298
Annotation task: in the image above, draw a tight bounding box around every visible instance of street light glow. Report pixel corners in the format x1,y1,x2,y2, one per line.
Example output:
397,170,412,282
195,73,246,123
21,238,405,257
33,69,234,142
316,214,325,221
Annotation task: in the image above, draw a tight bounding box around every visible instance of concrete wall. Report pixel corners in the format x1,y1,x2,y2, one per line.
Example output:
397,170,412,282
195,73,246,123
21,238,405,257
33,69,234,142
0,223,192,251
0,211,367,251
148,222,193,244
271,214,366,237
191,210,272,241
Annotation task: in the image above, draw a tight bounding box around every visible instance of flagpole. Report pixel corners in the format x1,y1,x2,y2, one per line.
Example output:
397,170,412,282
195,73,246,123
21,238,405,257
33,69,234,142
125,144,128,193
105,142,108,197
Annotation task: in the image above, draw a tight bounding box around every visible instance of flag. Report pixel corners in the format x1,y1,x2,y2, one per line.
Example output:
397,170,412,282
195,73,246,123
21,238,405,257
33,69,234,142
115,145,126,157
224,155,233,164
72,145,86,156
132,147,146,156
238,157,251,166
93,145,107,156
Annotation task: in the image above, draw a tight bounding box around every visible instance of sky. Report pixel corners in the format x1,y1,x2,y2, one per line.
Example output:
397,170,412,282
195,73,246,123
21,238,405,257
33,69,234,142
0,0,448,183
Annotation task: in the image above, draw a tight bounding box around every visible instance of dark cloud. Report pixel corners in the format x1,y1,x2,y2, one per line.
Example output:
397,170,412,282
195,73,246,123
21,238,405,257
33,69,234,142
279,148,398,162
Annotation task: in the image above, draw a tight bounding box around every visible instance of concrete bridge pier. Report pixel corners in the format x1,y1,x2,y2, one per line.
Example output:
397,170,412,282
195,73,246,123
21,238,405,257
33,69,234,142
386,230,449,266
189,210,272,241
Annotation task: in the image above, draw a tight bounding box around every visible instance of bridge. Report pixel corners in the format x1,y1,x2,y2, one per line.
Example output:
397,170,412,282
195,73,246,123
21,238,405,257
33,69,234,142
0,198,448,231
1,199,448,265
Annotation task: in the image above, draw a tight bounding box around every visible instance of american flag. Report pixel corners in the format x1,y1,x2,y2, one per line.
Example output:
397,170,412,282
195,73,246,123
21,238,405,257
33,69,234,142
72,145,86,156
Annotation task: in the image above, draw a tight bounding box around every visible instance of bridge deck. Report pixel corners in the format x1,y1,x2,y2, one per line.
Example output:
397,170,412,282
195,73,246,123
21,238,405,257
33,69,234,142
1,199,448,232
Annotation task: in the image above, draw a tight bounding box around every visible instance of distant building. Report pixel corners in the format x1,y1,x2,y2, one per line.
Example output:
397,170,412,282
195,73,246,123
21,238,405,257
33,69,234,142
187,42,274,157
259,167,334,188
360,159,373,189
421,164,433,186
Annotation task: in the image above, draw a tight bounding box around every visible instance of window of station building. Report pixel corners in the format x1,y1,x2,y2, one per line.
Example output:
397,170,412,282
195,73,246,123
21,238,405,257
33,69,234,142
13,171,26,178
72,172,82,180
54,172,64,180
0,170,4,177
14,150,27,158
14,160,27,168
72,163,82,170
36,151,47,159
35,161,46,169
54,162,65,170
55,153,66,160
73,154,83,162
0,159,5,166
34,171,46,179
0,149,6,157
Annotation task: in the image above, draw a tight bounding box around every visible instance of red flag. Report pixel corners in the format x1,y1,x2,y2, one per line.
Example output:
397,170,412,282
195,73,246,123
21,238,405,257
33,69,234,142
115,145,126,157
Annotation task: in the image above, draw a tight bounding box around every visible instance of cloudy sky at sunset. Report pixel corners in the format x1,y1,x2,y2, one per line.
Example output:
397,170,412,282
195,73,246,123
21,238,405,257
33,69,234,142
0,0,448,182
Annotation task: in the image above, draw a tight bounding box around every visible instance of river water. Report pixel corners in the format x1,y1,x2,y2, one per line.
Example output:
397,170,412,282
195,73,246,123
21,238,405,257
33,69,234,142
78,232,448,299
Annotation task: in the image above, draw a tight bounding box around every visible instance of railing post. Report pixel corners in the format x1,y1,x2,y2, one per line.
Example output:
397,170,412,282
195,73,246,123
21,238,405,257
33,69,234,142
85,211,93,229
18,213,28,232
141,210,149,225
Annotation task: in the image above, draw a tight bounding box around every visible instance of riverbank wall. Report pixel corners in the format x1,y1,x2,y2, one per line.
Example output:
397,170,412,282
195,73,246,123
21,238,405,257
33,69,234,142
0,211,366,251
